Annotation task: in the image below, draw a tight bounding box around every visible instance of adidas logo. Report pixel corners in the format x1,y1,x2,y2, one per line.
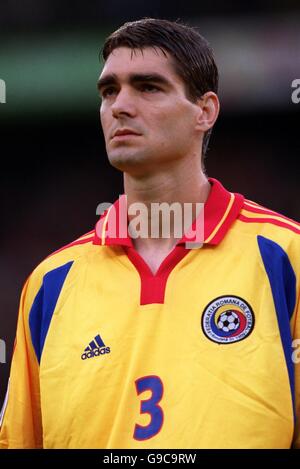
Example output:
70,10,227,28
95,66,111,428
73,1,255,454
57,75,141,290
81,334,111,360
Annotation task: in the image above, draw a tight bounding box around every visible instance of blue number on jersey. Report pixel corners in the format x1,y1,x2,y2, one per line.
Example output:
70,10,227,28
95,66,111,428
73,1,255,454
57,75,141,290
133,375,164,440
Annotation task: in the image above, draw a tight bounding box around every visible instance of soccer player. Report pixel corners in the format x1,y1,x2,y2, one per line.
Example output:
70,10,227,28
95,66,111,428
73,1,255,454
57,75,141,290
0,18,300,449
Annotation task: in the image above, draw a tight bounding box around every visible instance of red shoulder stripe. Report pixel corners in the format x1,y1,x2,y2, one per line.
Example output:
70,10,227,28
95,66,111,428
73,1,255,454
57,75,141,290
243,203,300,227
47,235,94,259
77,229,95,237
238,214,300,235
244,199,261,207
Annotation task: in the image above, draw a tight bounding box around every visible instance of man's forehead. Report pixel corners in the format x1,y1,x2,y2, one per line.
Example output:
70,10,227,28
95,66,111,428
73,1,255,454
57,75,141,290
100,46,178,81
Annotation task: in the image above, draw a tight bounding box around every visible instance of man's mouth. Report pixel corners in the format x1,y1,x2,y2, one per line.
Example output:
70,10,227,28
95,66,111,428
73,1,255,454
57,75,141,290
112,128,141,139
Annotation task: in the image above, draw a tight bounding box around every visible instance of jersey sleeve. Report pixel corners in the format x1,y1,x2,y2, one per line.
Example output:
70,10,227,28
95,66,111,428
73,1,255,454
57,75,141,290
292,295,300,448
0,272,43,449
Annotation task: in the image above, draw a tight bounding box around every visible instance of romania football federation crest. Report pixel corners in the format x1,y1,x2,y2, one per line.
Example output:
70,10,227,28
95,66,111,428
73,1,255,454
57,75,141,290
201,295,254,344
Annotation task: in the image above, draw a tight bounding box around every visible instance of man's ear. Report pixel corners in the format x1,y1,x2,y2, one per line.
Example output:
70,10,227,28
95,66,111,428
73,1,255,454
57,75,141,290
195,92,220,132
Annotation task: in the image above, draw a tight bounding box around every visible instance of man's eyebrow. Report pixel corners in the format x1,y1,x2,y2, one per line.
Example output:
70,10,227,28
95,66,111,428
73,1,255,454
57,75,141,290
97,73,172,91
97,74,117,91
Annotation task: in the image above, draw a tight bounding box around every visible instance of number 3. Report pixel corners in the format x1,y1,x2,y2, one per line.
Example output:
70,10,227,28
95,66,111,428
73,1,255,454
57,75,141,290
133,375,164,441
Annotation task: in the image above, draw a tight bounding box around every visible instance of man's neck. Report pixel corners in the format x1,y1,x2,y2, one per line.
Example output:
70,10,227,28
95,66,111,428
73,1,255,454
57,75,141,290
123,156,211,254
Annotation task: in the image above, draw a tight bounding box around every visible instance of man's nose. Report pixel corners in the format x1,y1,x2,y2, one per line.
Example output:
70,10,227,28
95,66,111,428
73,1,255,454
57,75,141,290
111,88,137,118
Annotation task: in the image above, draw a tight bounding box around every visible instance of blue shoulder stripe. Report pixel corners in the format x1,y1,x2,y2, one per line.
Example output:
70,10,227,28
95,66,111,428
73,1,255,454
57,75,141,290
29,261,74,363
257,235,296,418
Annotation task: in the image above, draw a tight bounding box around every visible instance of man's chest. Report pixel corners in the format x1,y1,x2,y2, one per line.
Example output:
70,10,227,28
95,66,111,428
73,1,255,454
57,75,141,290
40,248,283,372
38,248,294,448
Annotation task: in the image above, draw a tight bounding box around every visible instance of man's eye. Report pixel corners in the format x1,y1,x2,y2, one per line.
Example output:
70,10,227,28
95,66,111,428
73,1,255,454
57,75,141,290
140,84,160,93
101,87,116,98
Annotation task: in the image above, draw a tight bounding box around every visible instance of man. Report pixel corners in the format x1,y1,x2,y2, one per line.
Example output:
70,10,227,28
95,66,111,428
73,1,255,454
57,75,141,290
0,18,299,449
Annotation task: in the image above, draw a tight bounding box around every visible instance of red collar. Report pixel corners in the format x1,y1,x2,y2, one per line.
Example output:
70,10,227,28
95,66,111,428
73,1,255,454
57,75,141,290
93,178,244,247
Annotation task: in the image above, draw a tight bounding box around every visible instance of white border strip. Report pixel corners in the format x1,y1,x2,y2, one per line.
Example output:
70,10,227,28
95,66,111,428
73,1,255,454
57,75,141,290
0,379,10,427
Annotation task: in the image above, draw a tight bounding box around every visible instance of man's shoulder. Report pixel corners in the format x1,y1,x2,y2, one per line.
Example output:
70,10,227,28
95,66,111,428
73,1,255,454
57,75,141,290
236,197,300,249
29,229,97,287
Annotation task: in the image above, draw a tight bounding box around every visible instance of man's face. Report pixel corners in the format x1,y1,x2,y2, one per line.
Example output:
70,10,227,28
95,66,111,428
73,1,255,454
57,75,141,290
98,46,202,176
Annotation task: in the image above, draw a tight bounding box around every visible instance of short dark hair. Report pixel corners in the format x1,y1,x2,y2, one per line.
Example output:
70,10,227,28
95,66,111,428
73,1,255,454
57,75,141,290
101,18,219,161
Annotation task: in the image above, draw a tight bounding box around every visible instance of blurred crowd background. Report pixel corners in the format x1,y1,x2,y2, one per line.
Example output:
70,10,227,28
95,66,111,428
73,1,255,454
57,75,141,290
1,1,300,406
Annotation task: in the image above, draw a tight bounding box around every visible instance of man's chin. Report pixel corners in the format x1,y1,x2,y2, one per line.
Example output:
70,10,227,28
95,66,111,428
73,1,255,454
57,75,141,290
107,152,149,173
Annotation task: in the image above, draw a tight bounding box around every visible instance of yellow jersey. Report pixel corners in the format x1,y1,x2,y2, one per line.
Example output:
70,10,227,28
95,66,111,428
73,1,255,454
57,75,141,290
1,178,300,448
